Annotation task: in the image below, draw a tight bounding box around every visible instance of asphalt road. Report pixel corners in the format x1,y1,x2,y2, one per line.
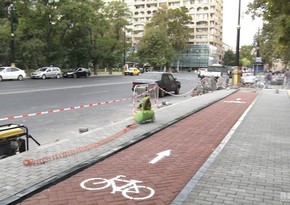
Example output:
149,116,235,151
0,72,199,148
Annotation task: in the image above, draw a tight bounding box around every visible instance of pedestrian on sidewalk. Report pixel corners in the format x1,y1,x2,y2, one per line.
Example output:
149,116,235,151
284,68,290,89
264,70,272,89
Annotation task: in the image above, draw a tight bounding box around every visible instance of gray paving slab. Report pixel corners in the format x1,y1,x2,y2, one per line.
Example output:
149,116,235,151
0,89,236,204
172,88,290,205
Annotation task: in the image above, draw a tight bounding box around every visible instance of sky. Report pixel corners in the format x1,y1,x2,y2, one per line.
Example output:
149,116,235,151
223,0,263,49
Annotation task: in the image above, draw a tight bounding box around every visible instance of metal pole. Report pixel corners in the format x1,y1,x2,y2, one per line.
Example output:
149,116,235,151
256,28,260,57
233,0,241,86
123,31,126,66
10,0,15,67
235,0,241,66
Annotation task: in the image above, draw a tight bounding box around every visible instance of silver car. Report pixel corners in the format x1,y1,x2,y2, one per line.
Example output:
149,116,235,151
31,67,62,79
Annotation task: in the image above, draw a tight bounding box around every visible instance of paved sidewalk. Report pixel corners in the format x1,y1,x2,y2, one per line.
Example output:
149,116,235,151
1,87,289,205
172,88,290,205
0,88,236,205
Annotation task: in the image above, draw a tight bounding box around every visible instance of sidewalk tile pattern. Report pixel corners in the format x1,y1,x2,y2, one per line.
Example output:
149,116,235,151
0,89,237,204
17,91,257,205
177,89,290,205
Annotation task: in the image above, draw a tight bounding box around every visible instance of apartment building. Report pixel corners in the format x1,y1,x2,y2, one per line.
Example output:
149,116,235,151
114,0,224,68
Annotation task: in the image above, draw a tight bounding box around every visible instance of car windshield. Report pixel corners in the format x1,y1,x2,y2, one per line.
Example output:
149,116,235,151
0,67,5,72
37,68,48,72
139,72,162,80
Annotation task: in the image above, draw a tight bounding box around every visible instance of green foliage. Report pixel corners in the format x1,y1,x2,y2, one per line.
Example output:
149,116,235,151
138,6,191,69
223,50,235,66
248,0,290,66
138,27,175,69
0,18,10,65
224,46,254,67
0,0,131,71
240,45,255,67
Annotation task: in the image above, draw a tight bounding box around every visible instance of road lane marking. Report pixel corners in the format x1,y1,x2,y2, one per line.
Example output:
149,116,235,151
80,91,108,96
0,82,130,95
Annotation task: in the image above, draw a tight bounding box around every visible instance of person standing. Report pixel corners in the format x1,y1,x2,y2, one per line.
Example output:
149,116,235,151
264,70,272,89
284,68,290,89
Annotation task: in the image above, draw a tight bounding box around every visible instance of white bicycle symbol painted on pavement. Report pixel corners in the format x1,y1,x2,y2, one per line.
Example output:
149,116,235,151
80,175,155,200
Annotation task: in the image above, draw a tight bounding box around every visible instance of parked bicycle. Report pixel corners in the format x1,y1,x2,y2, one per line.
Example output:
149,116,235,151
80,175,155,200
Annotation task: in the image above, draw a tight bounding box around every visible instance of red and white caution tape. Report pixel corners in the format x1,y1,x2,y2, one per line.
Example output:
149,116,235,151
0,97,131,122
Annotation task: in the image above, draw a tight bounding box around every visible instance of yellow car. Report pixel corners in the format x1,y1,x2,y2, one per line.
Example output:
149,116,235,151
124,67,140,76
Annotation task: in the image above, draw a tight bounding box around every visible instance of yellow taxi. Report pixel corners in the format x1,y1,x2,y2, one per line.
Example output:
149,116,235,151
124,67,140,76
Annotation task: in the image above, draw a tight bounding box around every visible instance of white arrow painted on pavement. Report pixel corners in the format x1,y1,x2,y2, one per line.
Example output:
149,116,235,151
149,150,171,164
224,97,246,104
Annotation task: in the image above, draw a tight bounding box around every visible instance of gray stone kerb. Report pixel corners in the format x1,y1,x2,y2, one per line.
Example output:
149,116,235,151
0,89,237,205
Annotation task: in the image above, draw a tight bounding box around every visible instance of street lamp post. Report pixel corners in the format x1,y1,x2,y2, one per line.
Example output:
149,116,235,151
235,0,241,66
123,31,126,66
233,0,241,86
8,0,15,67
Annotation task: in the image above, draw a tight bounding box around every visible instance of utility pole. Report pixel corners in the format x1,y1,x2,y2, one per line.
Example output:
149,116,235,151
256,28,260,57
235,0,241,67
9,0,15,67
233,0,242,86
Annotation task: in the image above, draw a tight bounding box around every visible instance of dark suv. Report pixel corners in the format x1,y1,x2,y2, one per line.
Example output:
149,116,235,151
63,68,91,78
132,72,181,97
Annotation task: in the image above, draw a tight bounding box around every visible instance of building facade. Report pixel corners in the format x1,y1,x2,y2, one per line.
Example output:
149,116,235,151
118,0,224,69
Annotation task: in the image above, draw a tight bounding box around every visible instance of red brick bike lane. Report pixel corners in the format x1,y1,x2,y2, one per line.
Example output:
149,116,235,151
18,90,258,205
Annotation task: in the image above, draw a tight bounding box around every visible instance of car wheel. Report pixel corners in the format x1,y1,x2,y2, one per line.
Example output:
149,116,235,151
73,74,77,78
85,73,89,78
56,74,60,79
0,76,2,81
18,75,24,81
175,86,180,94
42,75,46,80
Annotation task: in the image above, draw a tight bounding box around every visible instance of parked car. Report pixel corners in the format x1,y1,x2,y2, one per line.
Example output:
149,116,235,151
0,66,26,81
271,71,284,85
63,67,91,78
132,72,181,97
124,67,140,76
31,67,61,79
241,72,256,85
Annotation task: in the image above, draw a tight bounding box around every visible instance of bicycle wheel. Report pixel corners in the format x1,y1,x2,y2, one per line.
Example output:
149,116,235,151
80,178,110,191
123,185,155,200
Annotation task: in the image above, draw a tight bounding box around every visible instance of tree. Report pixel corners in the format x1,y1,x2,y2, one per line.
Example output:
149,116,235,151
138,26,175,70
141,6,192,71
240,45,255,67
248,0,290,67
223,50,235,66
0,18,10,66
101,1,132,72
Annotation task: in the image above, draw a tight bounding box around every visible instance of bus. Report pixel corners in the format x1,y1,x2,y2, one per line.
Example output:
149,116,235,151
198,64,229,78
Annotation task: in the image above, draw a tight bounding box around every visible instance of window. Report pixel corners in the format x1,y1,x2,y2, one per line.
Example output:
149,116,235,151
11,68,19,72
168,74,175,82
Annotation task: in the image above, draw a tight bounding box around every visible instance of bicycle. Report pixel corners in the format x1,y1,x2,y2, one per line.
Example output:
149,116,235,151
80,175,155,200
